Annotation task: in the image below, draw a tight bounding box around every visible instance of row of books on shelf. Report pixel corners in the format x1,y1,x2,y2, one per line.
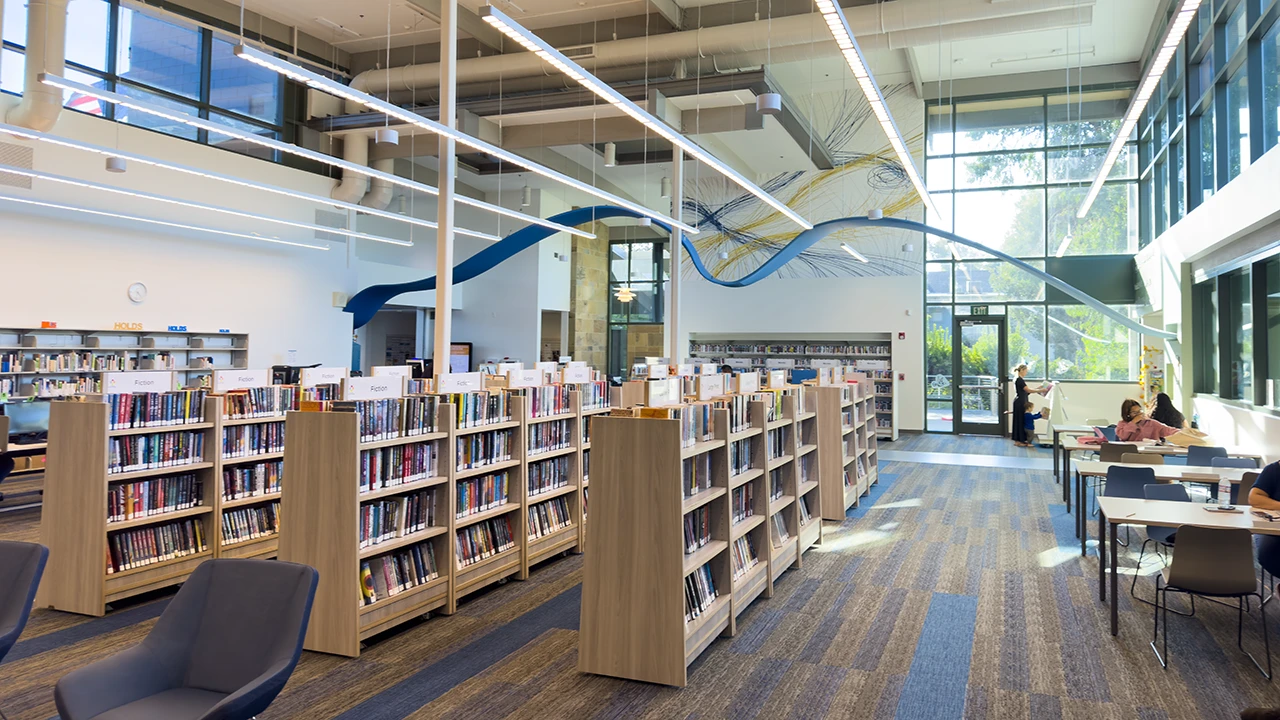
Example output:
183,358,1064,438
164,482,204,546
108,390,207,430
528,496,572,539
679,402,714,448
876,419,892,429
360,443,440,493
107,473,202,522
456,430,513,472
580,381,609,411
2,351,131,373
353,398,438,442
360,541,440,606
856,457,868,479
456,472,510,518
582,451,590,483
526,384,570,418
108,431,205,474
729,438,753,477
769,469,785,501
361,488,438,547
456,517,516,568
688,342,889,356
527,419,572,456
682,454,712,498
770,514,789,546
106,518,207,574
753,390,784,422
684,563,719,624
719,395,750,433
223,386,299,419
528,455,570,497
798,495,814,525
445,391,510,429
222,502,279,545
766,427,787,459
875,400,892,412
222,421,284,459
683,506,710,554
731,484,755,524
222,460,281,501
731,534,760,579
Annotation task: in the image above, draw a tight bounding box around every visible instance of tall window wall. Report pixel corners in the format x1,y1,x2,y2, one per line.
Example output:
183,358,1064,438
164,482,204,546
924,90,1142,428
606,240,670,377
1179,0,1280,409
1,0,284,159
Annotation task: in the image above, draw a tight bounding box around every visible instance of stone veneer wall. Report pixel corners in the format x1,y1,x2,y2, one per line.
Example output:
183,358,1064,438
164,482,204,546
569,220,608,370
625,324,665,368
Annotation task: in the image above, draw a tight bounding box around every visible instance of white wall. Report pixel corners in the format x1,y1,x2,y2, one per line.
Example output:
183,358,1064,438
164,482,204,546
679,274,925,431
1042,381,1142,426
361,309,418,374
1192,397,1279,464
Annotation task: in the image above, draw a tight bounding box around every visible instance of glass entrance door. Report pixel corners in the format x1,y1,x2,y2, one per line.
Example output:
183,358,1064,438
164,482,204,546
952,316,1008,436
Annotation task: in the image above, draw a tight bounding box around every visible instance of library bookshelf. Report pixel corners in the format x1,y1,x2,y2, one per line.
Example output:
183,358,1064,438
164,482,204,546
38,396,221,616
849,374,880,490
216,392,293,561
579,392,612,552
793,389,823,560
815,385,860,521
0,327,248,400
728,402,771,630
579,408,734,687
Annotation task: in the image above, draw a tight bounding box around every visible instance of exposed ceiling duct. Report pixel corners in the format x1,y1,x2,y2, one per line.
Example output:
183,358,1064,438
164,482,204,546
4,0,69,131
344,0,1098,109
331,132,371,204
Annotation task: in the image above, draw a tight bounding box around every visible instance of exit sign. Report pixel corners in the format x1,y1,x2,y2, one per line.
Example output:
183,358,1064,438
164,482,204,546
971,305,989,316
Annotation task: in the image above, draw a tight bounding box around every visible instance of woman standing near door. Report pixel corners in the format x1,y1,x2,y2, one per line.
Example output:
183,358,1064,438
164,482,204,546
1011,364,1048,447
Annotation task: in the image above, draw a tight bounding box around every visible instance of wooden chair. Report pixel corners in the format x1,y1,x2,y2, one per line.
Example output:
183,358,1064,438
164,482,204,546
1121,452,1164,465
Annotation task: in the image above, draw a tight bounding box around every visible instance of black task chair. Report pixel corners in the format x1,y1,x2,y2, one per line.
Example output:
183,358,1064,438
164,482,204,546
0,541,49,720
55,559,317,720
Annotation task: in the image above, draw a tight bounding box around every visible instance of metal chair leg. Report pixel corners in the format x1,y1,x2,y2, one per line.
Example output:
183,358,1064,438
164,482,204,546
1151,578,1169,669
1240,592,1273,680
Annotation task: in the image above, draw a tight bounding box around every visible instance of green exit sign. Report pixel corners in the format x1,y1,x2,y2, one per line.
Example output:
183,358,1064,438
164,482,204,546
971,305,989,316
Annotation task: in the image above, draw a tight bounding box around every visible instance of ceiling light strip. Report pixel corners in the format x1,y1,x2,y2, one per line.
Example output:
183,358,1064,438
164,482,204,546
840,242,869,263
811,0,940,219
0,121,502,243
1077,0,1201,218
231,44,700,234
38,74,594,240
0,163,409,246
477,5,813,231
0,193,328,250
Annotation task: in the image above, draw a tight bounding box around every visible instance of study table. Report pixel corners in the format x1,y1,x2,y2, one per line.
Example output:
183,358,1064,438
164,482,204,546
1049,424,1097,502
1096,496,1280,636
1072,460,1253,554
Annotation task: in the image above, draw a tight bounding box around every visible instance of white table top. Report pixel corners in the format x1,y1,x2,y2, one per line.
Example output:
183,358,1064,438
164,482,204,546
1075,460,1254,484
1098,496,1280,535
1061,436,1265,459
1051,423,1098,434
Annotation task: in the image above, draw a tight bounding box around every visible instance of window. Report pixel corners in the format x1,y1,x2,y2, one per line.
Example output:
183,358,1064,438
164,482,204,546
1010,305,1046,378
1047,305,1135,380
1226,2,1248,58
1227,67,1250,180
1226,268,1253,400
953,261,1045,303
1268,259,1280,405
954,97,1045,153
1200,105,1216,201
1264,20,1280,152
1047,185,1137,256
926,263,952,302
1195,279,1220,393
116,7,202,99
210,37,281,124
953,189,1045,259
606,241,667,375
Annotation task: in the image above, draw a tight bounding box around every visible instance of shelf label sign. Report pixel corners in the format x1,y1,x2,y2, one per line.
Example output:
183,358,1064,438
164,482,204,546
676,364,696,377
768,370,786,388
562,365,592,383
300,366,348,387
567,360,587,368
724,357,752,369
344,376,402,400
438,371,483,393
698,374,725,400
700,363,718,375
104,371,175,393
213,369,269,391
498,362,523,375
40,321,57,328
372,365,412,378
646,364,670,379
811,359,840,368
167,325,188,332
536,361,558,375
737,371,760,393
765,357,795,368
218,328,231,334
113,322,143,331
646,377,681,407
509,368,543,388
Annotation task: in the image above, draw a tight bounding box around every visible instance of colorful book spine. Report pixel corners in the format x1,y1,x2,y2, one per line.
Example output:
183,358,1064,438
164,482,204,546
527,496,572,539
221,421,285,458
527,418,572,457
455,516,516,568
456,471,510,518
106,390,207,430
360,541,440,605
105,517,207,574
455,429,513,472
221,502,280,545
360,442,440,493
528,455,571,497
107,431,205,474
359,488,437,547
684,563,718,623
106,472,202,522
221,459,283,500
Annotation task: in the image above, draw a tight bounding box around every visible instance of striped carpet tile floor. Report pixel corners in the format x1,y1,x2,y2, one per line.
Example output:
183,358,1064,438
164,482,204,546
0,450,1275,719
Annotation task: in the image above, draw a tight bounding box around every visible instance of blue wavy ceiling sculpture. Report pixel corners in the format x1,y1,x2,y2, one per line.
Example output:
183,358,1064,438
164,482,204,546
344,205,1173,340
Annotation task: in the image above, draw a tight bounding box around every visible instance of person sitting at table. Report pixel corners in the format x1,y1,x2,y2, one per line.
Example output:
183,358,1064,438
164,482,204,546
1148,392,1187,429
1115,399,1209,446
1249,460,1280,598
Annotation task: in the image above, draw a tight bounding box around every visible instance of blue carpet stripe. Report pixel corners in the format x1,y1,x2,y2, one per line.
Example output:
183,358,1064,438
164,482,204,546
333,585,582,720
846,471,898,519
3,598,169,664
893,593,979,720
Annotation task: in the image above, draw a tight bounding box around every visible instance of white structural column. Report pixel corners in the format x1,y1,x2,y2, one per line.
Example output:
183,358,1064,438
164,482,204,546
433,0,458,375
664,148,684,359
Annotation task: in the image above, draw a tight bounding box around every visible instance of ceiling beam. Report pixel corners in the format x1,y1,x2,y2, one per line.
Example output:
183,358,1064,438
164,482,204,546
402,0,504,51
647,0,685,30
904,47,924,99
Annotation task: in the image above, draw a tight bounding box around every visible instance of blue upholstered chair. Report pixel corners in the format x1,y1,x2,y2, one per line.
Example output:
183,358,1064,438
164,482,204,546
1103,465,1155,547
1185,445,1228,467
0,541,48,720
1211,456,1258,469
54,559,317,720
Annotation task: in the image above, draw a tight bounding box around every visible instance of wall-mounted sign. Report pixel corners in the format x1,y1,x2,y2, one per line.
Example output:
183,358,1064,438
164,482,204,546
113,322,143,331
40,321,57,328
344,376,402,400
300,366,348,387
811,359,841,368
724,358,752,369
104,371,175,393
439,371,483,393
167,325,188,332
700,363,718,375
213,369,269,392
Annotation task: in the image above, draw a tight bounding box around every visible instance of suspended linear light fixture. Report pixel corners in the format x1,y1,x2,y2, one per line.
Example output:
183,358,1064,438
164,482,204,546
226,46,699,234
0,164,414,246
0,122,502,242
1077,0,1201,219
811,0,939,219
0,194,328,250
37,75,591,241
840,242,869,263
476,5,812,230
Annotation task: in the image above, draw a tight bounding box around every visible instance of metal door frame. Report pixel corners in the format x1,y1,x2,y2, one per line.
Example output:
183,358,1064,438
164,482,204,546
952,315,1009,436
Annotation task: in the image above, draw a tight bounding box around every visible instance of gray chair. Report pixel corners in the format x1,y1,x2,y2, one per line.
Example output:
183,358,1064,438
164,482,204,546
1211,456,1258,469
0,541,48,720
1121,452,1164,465
1185,445,1228,467
1100,442,1138,462
1152,525,1269,679
1132,483,1190,607
55,559,317,720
